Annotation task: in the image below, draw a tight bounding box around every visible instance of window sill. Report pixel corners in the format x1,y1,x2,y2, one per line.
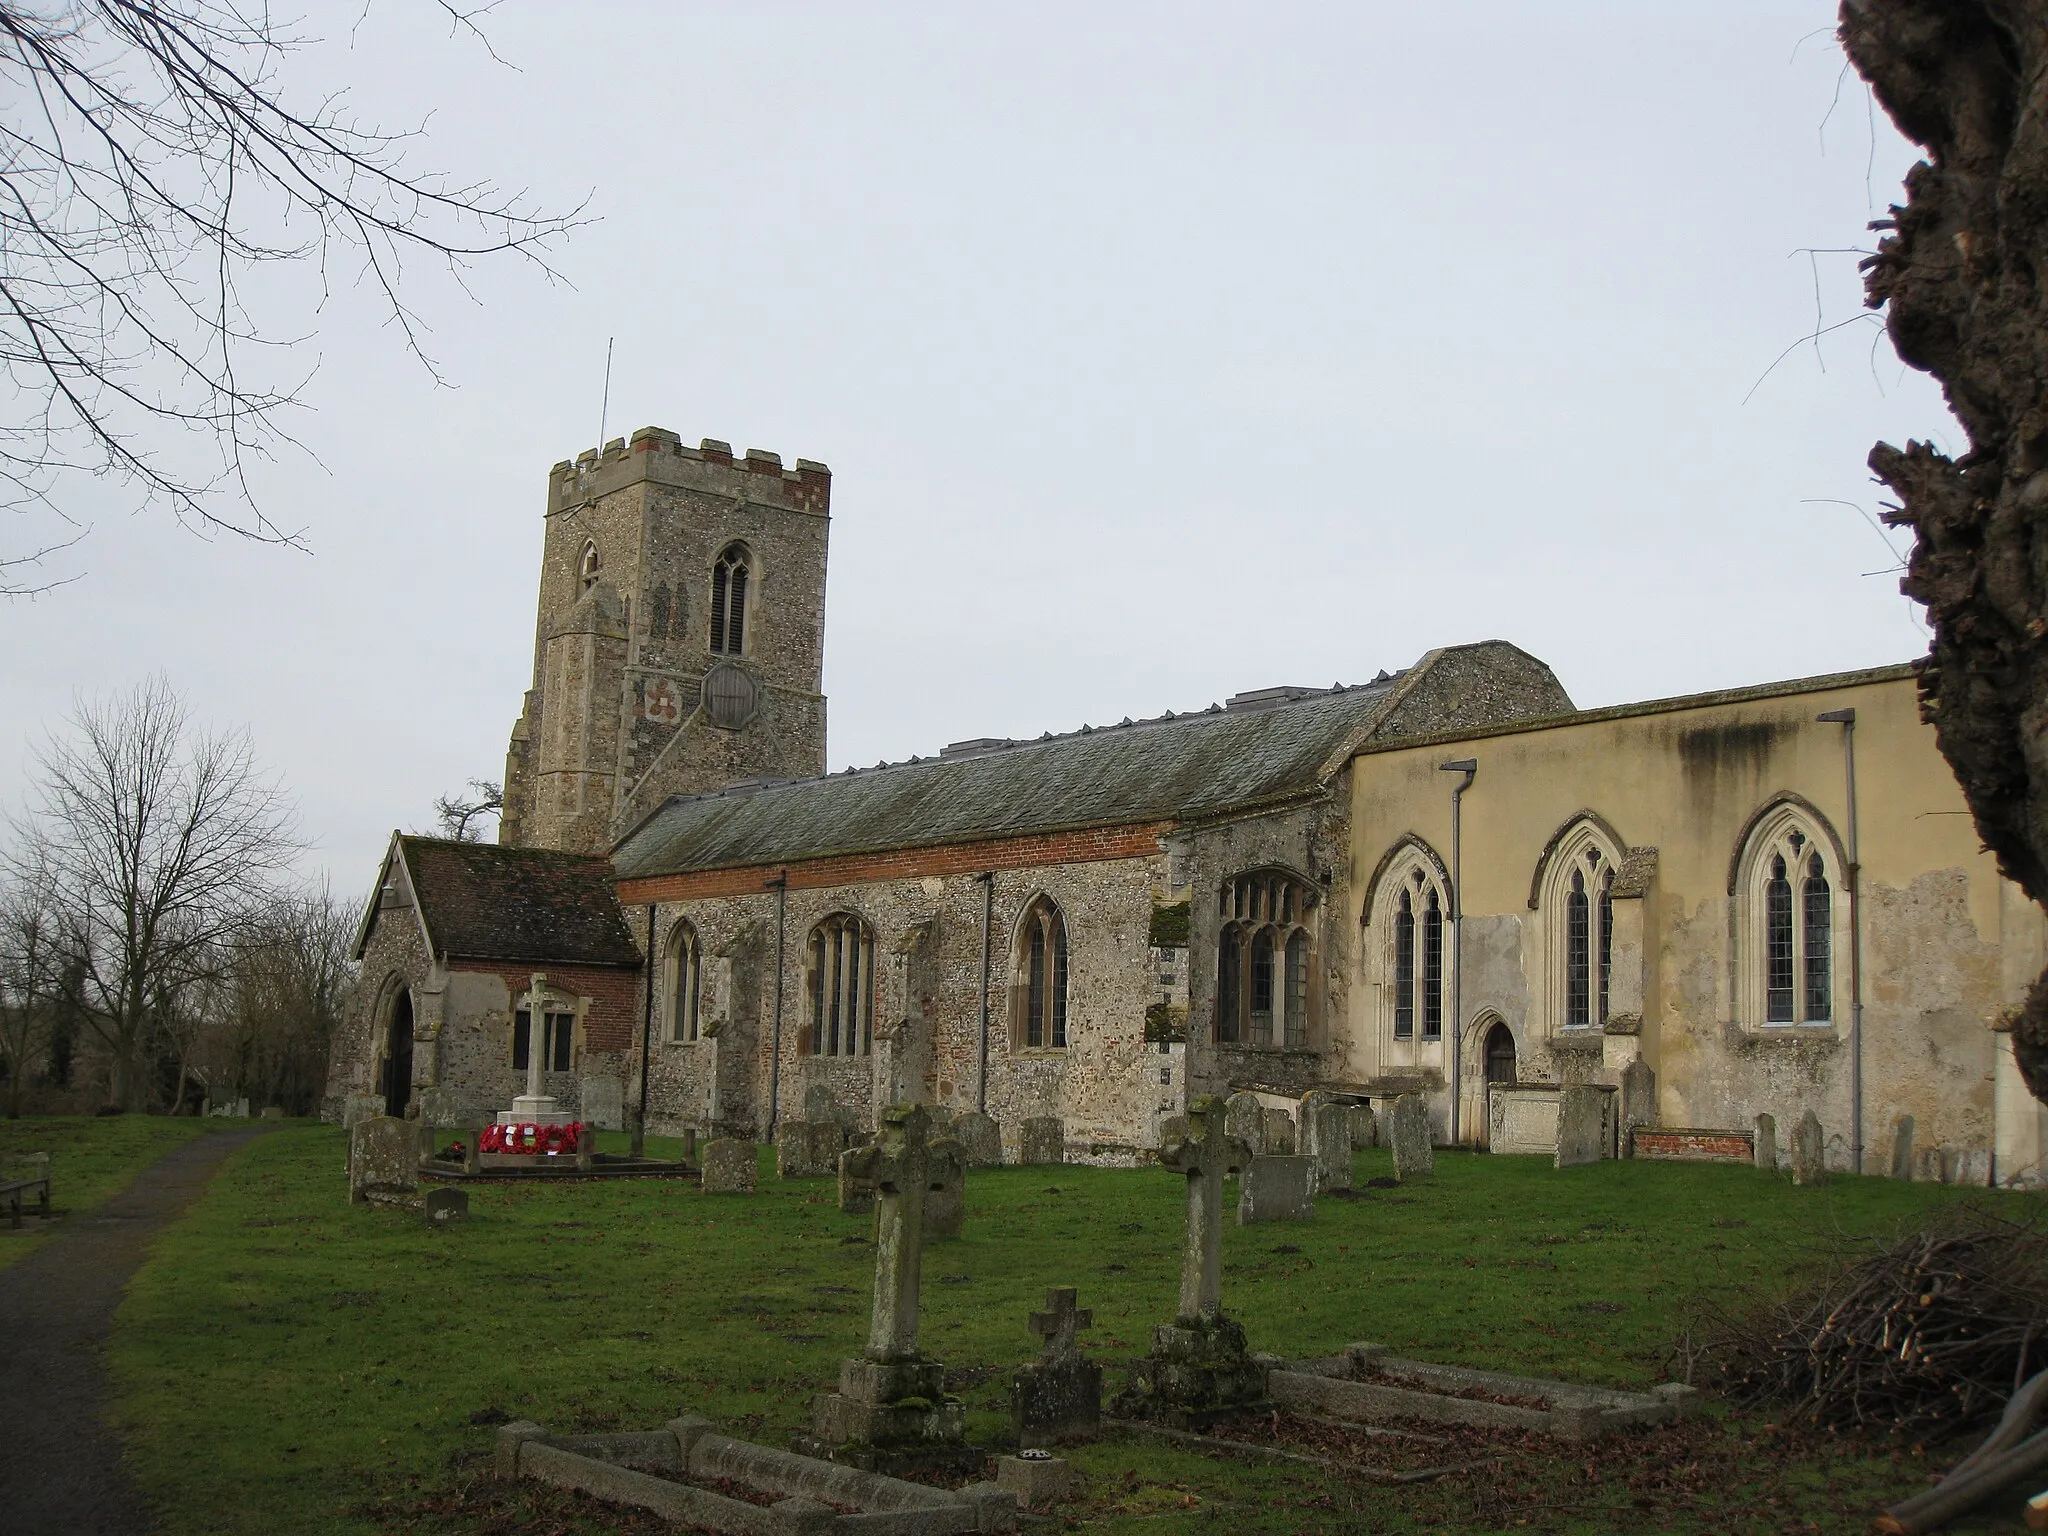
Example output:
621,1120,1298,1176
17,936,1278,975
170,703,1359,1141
1549,1030,1605,1053
1011,1046,1069,1059
663,1038,703,1049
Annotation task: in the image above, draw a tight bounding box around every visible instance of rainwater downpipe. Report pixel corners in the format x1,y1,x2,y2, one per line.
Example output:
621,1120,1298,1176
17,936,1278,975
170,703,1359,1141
1440,759,1478,1147
1817,708,1863,1174
975,872,994,1112
638,903,656,1130
766,870,788,1139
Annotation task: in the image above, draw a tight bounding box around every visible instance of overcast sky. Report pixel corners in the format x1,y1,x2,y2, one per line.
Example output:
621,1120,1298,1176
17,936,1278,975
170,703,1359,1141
0,3,1953,894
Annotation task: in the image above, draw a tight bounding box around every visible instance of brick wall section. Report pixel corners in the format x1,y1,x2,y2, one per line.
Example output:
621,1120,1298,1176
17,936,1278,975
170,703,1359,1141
618,822,1174,904
457,960,644,1053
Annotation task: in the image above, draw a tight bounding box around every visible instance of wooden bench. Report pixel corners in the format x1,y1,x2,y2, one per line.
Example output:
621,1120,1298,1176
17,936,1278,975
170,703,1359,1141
1,1153,51,1228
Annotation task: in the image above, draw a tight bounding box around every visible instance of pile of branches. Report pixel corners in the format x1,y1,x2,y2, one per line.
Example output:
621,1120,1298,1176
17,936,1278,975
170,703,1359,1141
1697,1210,2048,1440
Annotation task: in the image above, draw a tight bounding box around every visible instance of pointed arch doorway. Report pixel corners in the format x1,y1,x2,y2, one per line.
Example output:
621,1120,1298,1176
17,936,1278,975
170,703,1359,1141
382,989,414,1118
1480,1020,1516,1148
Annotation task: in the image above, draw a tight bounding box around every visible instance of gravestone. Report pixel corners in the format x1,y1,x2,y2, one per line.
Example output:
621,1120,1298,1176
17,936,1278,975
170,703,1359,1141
626,1104,645,1160
950,1110,1003,1168
412,1085,461,1130
1389,1093,1434,1181
805,1104,971,1469
777,1119,836,1178
925,1137,967,1239
701,1138,758,1194
839,1145,877,1214
804,1083,841,1123
1238,1155,1317,1223
580,1075,624,1132
1890,1115,1916,1180
1619,1058,1656,1153
1261,1107,1297,1155
1753,1112,1778,1172
462,1128,483,1175
1020,1116,1065,1165
1224,1092,1265,1152
1349,1103,1377,1150
1013,1286,1102,1447
1791,1110,1827,1186
349,1116,420,1205
1302,1100,1352,1191
1958,1148,1992,1186
1915,1145,1945,1183
1113,1096,1269,1425
259,1106,285,1120
1554,1083,1610,1168
341,1094,384,1130
424,1187,468,1223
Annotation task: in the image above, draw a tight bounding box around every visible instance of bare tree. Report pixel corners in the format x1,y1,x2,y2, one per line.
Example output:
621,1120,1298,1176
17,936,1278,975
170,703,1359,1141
0,2,581,584
190,883,355,1113
0,874,63,1117
431,778,502,842
8,675,300,1108
1839,2,2048,1101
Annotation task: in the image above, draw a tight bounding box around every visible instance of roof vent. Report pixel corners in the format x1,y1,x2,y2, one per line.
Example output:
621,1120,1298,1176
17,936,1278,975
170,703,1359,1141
941,737,1015,758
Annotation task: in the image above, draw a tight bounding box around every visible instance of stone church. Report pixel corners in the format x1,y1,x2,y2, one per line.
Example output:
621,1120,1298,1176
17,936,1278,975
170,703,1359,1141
327,426,2048,1184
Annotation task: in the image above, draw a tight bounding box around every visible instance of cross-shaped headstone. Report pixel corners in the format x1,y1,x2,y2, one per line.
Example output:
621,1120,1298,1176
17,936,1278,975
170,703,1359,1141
1159,1096,1252,1325
1028,1286,1093,1363
842,1102,935,1361
524,972,549,1099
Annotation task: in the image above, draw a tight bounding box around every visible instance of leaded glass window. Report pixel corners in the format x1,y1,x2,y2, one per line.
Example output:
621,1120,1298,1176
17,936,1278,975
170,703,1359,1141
1765,854,1795,1023
1802,852,1832,1022
1393,888,1415,1039
1566,868,1591,1028
1421,889,1444,1040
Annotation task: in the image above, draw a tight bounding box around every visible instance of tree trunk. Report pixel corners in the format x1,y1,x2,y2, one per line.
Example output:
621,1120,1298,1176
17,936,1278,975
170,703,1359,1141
1841,0,2048,1099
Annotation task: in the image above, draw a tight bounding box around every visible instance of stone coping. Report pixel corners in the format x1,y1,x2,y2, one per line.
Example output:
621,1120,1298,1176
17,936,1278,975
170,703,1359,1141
419,1156,695,1184
497,1416,1016,1534
1270,1344,1699,1443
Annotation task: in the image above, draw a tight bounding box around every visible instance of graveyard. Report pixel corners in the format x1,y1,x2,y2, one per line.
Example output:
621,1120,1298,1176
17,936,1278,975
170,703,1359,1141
0,1115,2029,1535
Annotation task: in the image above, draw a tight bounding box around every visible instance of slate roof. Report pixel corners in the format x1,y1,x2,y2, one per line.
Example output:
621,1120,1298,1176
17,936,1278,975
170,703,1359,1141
613,677,1402,881
373,836,642,966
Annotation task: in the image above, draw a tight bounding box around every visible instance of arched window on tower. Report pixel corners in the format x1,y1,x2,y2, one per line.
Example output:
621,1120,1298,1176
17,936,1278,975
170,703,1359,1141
665,920,702,1043
579,540,601,593
710,544,752,655
1012,895,1069,1049
804,913,874,1057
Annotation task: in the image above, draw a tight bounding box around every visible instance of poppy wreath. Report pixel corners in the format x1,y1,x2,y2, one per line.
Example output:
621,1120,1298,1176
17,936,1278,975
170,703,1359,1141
477,1122,587,1155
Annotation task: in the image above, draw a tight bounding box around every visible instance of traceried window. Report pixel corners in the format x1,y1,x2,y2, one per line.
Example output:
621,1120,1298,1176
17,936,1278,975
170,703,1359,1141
805,913,874,1057
1214,869,1319,1050
1013,895,1070,1049
710,544,751,655
512,1006,574,1072
1368,845,1449,1050
666,920,702,1043
579,540,601,593
1537,817,1623,1034
1737,804,1838,1027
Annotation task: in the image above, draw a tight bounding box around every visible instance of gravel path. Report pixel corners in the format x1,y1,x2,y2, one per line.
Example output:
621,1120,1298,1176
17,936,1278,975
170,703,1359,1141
0,1128,273,1536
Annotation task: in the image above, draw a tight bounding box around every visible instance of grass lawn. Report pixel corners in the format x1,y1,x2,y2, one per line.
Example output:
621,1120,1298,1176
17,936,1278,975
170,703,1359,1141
107,1127,2046,1535
0,1113,249,1267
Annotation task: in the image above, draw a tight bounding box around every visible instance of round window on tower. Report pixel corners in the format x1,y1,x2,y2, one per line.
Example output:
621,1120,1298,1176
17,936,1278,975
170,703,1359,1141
702,662,760,730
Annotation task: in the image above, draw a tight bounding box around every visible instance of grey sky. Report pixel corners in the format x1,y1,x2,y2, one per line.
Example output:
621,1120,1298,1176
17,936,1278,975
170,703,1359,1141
1,3,1949,894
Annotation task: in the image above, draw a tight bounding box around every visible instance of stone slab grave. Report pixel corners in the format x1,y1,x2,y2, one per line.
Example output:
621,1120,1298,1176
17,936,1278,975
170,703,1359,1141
1299,1095,1352,1192
801,1103,983,1475
1261,1107,1296,1155
1013,1287,1102,1447
1791,1110,1827,1186
349,1116,420,1206
950,1111,1002,1168
925,1136,967,1239
1349,1103,1377,1151
1488,1084,1558,1157
778,1118,848,1179
1018,1116,1064,1165
1112,1095,1271,1427
1237,1155,1316,1224
1389,1093,1434,1181
496,1415,1016,1535
1270,1343,1702,1443
1628,1127,1755,1164
1554,1083,1616,1168
1754,1112,1779,1172
702,1139,759,1194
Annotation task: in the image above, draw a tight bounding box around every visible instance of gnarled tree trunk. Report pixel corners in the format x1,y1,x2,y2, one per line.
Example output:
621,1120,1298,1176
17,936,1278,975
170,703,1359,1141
1842,0,2048,1098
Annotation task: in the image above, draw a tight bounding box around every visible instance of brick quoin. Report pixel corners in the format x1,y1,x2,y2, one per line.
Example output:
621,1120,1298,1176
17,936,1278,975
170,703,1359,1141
616,821,1175,906
459,961,642,1053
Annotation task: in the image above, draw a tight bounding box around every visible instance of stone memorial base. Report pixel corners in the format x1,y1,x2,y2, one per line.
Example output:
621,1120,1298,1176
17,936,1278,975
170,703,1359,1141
798,1356,981,1476
499,1414,1016,1534
1111,1317,1271,1429
995,1452,1074,1509
499,1102,578,1129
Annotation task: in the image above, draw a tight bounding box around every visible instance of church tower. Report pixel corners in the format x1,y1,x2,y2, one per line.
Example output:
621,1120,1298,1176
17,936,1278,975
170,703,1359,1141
500,427,830,854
